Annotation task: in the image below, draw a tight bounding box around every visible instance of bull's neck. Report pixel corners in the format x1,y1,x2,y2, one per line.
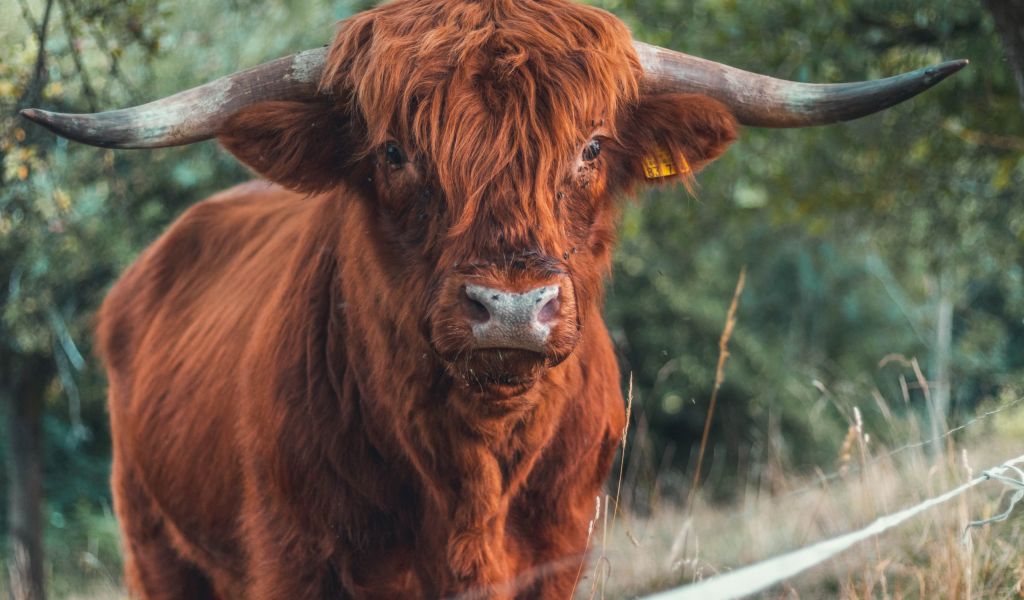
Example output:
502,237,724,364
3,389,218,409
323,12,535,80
329,188,579,587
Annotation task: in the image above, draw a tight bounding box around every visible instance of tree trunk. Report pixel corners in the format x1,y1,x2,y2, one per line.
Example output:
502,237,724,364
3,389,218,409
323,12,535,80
929,273,954,456
983,0,1024,110
5,356,51,600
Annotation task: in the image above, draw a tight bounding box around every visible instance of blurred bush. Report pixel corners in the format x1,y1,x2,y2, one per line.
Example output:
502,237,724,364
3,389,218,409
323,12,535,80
606,0,1024,495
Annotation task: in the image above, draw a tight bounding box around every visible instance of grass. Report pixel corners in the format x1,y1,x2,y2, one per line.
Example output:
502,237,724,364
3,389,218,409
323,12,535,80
36,404,1024,599
574,405,1024,599
569,266,1024,599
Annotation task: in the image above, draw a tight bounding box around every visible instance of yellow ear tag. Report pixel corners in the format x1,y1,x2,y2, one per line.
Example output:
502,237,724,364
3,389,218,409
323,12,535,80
643,145,689,179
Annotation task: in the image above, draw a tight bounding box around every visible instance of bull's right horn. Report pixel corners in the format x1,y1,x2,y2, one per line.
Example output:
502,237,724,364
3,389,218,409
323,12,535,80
20,47,328,149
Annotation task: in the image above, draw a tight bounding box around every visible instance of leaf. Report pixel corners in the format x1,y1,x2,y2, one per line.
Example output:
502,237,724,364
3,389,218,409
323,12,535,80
54,188,72,213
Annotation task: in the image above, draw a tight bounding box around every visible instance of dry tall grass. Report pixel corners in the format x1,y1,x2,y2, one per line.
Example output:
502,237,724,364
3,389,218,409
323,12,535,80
47,405,1024,600
575,405,1024,599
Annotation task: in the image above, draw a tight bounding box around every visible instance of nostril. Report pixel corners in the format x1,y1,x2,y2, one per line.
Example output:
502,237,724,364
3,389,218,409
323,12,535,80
537,295,560,324
464,294,491,323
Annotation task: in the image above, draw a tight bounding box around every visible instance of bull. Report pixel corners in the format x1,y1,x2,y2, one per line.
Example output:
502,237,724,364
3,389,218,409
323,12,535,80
22,0,964,598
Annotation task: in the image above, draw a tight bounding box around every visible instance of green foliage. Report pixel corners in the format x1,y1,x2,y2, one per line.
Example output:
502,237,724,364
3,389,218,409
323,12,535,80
604,0,1024,490
0,0,1022,592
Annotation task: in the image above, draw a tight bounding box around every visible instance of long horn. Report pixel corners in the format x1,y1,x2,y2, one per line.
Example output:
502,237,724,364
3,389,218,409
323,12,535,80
22,41,967,146
20,48,328,149
634,42,967,128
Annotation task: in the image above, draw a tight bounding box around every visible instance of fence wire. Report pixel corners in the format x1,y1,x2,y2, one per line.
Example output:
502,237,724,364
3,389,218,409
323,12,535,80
769,394,1024,504
642,453,1024,600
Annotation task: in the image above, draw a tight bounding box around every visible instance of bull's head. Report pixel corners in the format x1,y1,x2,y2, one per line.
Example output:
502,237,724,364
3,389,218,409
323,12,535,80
23,0,965,399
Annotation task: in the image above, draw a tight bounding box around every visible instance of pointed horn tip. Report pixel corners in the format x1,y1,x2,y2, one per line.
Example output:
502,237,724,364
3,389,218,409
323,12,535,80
19,108,88,143
19,107,50,124
924,59,969,83
19,108,130,148
20,108,67,136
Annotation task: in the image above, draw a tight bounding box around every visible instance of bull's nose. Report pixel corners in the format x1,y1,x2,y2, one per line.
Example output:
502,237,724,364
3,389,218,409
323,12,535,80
464,284,561,352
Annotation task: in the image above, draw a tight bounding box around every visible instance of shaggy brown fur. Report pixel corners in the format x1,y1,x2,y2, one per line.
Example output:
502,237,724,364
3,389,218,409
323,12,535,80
97,0,737,598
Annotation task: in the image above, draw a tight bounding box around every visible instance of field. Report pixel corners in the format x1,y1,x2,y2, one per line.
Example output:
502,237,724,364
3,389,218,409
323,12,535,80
41,401,1024,600
578,404,1024,599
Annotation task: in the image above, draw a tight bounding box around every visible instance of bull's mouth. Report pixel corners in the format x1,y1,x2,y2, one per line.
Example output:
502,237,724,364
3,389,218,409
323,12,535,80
445,348,559,399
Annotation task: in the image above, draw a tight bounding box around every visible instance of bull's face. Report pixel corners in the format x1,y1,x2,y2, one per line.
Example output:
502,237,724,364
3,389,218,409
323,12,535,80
22,0,965,399
373,128,597,395
360,94,736,397
222,0,738,397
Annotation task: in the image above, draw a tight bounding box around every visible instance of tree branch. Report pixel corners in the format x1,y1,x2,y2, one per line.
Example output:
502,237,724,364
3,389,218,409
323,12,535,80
17,0,57,113
58,0,98,111
849,9,983,51
87,23,138,97
15,0,40,33
982,0,1024,110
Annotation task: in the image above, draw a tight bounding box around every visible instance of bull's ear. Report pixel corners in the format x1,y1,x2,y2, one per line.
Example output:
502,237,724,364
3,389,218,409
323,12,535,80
612,93,738,190
217,100,355,194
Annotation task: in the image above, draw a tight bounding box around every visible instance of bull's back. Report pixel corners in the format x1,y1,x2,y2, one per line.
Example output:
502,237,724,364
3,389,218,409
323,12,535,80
97,180,318,570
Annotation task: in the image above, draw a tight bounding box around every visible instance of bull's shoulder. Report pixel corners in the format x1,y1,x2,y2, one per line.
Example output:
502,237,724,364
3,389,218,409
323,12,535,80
149,180,309,282
95,180,323,372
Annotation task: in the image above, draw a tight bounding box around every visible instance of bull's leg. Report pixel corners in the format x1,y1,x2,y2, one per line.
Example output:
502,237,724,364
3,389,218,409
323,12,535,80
511,432,622,600
514,558,584,600
241,490,347,600
112,458,218,600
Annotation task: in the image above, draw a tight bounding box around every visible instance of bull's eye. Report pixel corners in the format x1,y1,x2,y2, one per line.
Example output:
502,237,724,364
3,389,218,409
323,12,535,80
385,142,406,168
582,139,601,162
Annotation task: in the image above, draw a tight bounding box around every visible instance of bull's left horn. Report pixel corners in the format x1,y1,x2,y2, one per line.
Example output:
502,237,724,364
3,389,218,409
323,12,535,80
20,47,328,149
635,41,967,128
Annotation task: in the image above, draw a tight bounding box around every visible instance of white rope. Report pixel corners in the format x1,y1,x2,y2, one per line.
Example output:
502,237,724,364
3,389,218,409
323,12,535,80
643,453,1024,600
